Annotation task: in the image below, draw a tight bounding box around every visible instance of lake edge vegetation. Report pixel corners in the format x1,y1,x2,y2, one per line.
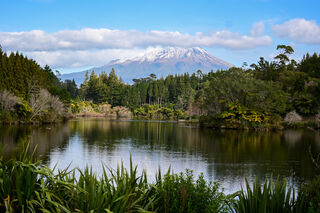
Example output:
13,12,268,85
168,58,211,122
0,144,319,213
1,44,320,129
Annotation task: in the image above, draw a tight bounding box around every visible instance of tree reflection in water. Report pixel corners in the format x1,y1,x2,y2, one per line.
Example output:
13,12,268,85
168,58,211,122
1,119,318,193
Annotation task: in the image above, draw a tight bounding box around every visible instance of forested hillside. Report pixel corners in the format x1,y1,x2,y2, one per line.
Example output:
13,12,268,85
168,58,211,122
0,46,70,123
1,45,320,128
0,47,70,101
74,45,320,128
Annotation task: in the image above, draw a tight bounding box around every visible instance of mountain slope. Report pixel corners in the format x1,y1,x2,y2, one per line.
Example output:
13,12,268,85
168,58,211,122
61,47,233,84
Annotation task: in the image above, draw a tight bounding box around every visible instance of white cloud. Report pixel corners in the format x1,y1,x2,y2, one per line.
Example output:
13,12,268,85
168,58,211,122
0,26,273,70
0,27,272,51
273,19,320,44
23,48,148,69
249,21,265,37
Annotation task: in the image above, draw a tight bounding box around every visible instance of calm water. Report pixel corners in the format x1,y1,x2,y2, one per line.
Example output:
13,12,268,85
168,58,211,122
1,118,319,193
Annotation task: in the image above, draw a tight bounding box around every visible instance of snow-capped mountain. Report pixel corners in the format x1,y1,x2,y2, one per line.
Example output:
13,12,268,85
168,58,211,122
61,47,233,84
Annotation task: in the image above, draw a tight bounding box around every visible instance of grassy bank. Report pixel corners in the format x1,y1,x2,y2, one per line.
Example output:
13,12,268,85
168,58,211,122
0,144,319,212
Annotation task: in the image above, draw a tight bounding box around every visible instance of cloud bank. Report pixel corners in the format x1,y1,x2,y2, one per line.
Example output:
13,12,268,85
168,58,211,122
0,23,273,69
273,18,320,44
1,27,272,52
1,19,319,70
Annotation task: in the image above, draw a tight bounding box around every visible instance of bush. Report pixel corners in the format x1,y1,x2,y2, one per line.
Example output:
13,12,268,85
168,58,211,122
0,111,16,123
30,89,65,122
134,104,185,120
293,95,319,115
154,169,230,213
233,177,295,213
134,106,147,117
296,176,320,212
16,100,33,121
218,102,270,129
0,90,20,113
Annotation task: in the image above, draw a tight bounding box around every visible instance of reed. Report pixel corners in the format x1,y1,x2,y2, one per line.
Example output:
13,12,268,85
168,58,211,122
0,143,318,212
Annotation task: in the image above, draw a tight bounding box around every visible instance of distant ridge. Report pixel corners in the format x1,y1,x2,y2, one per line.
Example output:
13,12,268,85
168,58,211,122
60,47,233,84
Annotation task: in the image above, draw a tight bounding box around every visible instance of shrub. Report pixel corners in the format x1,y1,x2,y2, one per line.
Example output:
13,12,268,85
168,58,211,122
233,177,295,213
296,176,320,212
154,169,230,213
174,108,185,119
159,107,174,119
284,111,303,123
112,106,132,119
134,104,185,120
16,100,33,121
134,106,147,117
0,90,20,113
30,89,65,122
293,94,319,115
219,102,270,129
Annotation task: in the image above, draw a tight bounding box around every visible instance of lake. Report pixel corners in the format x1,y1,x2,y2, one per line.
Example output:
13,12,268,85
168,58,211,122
1,118,319,194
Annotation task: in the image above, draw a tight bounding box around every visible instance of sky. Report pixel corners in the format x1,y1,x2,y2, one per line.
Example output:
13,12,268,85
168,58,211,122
1,0,320,74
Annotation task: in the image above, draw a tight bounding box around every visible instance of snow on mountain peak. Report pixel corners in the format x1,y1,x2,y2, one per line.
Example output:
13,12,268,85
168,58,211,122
61,46,233,84
107,46,233,68
135,47,210,62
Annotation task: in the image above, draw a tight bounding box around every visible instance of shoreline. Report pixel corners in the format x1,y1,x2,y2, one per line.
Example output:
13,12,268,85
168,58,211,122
1,116,319,131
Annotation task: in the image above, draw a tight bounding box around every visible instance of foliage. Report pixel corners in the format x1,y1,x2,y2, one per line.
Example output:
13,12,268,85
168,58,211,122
0,144,230,213
70,100,98,114
2,44,320,126
20,44,316,126
219,102,270,129
30,89,65,122
1,143,320,212
0,49,69,102
16,99,33,121
202,68,289,118
63,79,79,99
154,169,230,213
296,176,320,212
293,94,319,115
80,69,123,106
0,90,20,112
0,143,41,212
274,44,295,66
249,46,320,117
134,104,185,120
80,71,201,115
70,101,132,118
0,49,70,123
300,53,320,78
233,177,295,213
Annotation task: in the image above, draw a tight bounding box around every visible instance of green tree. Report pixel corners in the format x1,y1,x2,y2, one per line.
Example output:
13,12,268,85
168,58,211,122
274,45,294,66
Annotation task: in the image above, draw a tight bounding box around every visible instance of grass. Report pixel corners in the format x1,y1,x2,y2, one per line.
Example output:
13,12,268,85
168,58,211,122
0,143,319,212
0,144,230,212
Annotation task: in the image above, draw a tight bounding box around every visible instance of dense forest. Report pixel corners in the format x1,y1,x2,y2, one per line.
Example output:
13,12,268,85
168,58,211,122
1,45,320,128
73,45,320,128
0,46,70,123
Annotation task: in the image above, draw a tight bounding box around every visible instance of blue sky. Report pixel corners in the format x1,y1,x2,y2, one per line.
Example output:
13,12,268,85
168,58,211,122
1,0,320,73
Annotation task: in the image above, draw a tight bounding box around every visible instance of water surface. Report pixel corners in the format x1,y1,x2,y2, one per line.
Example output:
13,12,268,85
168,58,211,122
1,119,319,193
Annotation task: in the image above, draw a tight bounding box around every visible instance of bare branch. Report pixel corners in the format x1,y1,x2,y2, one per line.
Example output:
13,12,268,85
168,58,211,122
0,90,20,112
